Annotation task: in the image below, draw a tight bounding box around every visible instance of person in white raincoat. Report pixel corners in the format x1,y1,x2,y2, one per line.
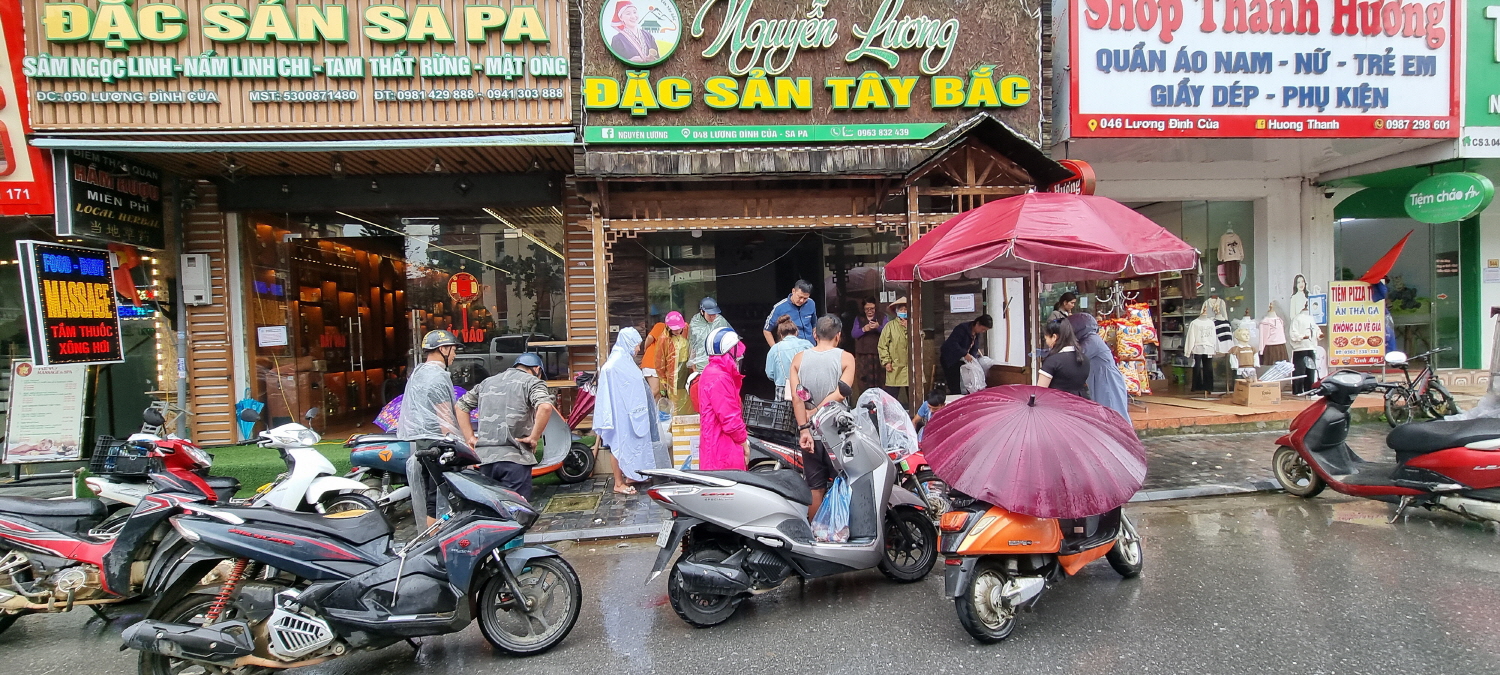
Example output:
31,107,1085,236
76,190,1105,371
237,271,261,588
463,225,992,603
595,327,657,494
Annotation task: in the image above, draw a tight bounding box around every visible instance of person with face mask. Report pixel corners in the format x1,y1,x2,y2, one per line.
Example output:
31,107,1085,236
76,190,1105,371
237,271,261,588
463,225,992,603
595,327,658,494
877,297,911,406
697,327,749,471
454,352,555,500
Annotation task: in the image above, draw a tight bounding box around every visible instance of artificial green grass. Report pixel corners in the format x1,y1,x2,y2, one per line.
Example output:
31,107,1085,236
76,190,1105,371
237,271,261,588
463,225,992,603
205,443,353,497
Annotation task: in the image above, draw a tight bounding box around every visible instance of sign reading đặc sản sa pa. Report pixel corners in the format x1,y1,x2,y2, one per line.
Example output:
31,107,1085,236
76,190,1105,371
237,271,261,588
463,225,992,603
581,0,1041,145
20,0,572,130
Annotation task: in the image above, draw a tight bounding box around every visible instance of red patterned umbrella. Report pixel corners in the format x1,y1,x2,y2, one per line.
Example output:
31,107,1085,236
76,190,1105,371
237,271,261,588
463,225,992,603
922,385,1147,519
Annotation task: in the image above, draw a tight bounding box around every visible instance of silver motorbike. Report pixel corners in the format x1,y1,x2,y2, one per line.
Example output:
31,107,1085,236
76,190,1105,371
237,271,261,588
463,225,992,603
642,384,938,627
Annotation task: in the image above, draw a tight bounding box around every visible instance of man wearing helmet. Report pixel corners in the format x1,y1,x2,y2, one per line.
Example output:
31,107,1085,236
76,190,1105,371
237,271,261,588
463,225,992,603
454,352,556,499
397,330,465,441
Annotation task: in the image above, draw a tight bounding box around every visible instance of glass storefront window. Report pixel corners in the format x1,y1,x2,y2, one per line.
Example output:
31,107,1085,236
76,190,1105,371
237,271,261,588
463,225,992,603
1335,218,1462,369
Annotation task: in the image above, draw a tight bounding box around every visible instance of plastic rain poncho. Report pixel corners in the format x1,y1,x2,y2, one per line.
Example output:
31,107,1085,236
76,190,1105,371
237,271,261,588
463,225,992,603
595,328,657,481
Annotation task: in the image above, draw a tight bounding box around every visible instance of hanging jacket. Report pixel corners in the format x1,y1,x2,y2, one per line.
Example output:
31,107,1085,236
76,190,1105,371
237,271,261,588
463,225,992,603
697,353,748,471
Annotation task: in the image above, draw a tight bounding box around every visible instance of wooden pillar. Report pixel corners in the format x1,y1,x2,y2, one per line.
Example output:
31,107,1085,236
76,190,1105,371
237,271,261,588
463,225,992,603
906,187,926,398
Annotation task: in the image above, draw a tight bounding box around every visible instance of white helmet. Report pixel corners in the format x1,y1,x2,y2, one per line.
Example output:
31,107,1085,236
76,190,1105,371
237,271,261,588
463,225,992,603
707,326,741,357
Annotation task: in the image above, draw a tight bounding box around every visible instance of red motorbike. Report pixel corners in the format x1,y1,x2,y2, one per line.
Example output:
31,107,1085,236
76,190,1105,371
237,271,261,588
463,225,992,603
0,434,232,635
1272,370,1500,523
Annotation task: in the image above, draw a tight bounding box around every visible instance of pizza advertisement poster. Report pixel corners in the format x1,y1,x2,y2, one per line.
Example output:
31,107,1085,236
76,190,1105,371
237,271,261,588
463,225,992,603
1328,281,1386,367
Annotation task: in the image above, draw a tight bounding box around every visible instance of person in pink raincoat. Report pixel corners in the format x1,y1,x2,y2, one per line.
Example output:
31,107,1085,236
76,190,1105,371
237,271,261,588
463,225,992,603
697,327,748,471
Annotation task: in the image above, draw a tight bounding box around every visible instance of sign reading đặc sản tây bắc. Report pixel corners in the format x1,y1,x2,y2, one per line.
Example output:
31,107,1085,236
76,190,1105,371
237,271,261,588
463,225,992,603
581,0,1040,144
20,0,571,130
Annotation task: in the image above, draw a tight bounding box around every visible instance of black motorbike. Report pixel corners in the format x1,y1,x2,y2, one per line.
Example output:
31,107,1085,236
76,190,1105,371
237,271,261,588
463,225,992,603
123,439,581,673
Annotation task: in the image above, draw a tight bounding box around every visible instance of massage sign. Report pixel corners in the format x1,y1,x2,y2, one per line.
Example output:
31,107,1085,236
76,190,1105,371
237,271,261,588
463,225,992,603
16,241,126,366
18,0,572,130
582,0,1041,144
1069,0,1458,137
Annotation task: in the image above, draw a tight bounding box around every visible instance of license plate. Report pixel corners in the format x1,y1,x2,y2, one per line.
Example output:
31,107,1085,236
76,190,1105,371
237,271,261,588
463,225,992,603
655,521,674,548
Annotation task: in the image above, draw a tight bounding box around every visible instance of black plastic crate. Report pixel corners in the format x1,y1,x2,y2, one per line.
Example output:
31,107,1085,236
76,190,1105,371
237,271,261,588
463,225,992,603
87,436,158,477
743,396,795,432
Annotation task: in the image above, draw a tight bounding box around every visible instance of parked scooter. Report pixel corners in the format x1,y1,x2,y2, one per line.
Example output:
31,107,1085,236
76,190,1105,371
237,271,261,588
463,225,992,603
938,503,1143,642
643,385,937,627
0,431,230,635
896,450,952,516
85,405,242,533
124,438,581,673
1272,369,1500,523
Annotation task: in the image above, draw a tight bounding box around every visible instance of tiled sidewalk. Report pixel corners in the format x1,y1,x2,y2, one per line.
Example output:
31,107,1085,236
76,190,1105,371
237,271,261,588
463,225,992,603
524,423,1399,543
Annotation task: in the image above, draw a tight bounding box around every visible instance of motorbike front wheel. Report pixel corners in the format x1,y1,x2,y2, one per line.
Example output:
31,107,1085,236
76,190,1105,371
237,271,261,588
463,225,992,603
1384,388,1415,427
955,560,1018,643
667,543,741,628
1273,446,1325,498
878,507,937,582
477,556,582,655
913,469,953,516
1106,513,1144,578
558,443,596,484
317,492,379,515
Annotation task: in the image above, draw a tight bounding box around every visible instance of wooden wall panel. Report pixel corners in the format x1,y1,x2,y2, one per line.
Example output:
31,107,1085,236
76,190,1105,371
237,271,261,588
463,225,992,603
182,181,238,446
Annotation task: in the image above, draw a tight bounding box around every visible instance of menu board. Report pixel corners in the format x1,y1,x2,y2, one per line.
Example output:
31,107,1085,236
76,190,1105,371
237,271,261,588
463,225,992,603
1328,281,1386,367
2,360,86,464
16,240,125,366
53,150,164,249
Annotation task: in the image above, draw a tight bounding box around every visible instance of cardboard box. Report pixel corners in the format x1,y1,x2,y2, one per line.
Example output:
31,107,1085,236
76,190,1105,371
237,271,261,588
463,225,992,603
670,415,701,470
1231,379,1281,406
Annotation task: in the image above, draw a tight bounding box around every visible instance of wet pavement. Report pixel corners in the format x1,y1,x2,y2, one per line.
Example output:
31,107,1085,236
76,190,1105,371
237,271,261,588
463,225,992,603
5,492,1498,674
526,424,1399,541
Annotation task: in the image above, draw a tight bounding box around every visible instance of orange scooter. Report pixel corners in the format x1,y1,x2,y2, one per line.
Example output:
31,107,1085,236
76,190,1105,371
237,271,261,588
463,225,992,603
938,503,1143,642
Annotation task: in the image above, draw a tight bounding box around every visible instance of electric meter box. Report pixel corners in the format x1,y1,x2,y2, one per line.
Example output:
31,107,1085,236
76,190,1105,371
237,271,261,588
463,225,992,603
181,254,212,306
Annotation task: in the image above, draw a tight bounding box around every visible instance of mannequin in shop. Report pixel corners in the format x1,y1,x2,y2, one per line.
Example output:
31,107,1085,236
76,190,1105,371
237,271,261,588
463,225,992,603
1185,303,1221,397
1259,303,1289,363
1207,296,1233,353
1231,327,1258,370
1288,300,1322,394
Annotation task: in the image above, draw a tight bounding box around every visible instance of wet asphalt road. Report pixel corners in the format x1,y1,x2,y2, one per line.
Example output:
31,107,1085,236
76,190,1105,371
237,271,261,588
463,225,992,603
4,492,1499,674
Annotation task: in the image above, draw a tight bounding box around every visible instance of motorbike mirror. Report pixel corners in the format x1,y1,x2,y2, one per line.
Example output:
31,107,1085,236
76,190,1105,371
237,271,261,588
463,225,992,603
304,408,322,421
795,385,815,410
1384,351,1408,367
238,408,261,423
142,408,167,427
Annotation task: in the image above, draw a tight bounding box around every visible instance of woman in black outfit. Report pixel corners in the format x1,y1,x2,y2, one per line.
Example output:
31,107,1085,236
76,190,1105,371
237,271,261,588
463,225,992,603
1038,319,1090,398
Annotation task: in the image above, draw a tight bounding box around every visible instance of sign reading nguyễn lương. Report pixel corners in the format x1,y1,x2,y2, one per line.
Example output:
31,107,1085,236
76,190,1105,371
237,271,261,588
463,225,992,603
54,150,163,249
1069,0,1458,138
581,0,1039,144
16,240,125,366
20,0,571,130
1404,172,1495,223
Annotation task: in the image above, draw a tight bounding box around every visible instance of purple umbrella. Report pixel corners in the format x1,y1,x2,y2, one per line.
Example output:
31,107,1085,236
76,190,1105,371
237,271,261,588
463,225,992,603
372,386,476,432
922,385,1147,519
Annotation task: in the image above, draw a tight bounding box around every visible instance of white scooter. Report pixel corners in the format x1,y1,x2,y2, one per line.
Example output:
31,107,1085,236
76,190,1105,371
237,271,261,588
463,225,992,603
87,408,374,518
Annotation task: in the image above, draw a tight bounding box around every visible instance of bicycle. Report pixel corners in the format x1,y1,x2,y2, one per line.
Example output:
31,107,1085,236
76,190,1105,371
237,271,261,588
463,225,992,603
1381,347,1458,427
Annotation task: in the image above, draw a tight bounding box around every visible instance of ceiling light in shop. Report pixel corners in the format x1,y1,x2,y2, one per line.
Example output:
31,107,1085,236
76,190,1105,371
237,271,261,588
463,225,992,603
427,156,445,173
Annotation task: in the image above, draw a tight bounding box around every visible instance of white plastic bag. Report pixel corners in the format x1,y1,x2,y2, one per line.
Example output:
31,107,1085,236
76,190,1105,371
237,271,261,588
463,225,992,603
960,356,994,394
811,475,851,542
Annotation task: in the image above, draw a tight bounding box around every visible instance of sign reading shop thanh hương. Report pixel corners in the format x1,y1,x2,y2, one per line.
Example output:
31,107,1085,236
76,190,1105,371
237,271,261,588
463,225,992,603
581,0,1040,145
16,240,125,366
1068,0,1458,138
20,0,571,130
54,150,164,249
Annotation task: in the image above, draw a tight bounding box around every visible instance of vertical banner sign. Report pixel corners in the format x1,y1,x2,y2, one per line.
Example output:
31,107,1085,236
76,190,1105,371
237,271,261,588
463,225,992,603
0,2,52,214
16,240,126,366
1069,0,1459,137
1328,281,1386,366
3,360,87,464
1460,0,1500,156
54,151,165,249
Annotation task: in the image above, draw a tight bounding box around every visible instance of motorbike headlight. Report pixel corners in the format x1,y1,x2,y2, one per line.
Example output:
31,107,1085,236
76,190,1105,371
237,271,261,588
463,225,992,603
296,429,322,446
184,445,213,469
499,500,538,528
168,516,201,543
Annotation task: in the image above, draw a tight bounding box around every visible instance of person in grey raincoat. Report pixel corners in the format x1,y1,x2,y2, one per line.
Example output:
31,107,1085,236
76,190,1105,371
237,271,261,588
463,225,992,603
1067,313,1132,423
688,296,730,374
455,352,555,500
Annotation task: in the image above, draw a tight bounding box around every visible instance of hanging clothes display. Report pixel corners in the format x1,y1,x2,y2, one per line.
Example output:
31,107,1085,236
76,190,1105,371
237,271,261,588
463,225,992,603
1100,303,1158,396
1288,308,1322,394
1186,310,1219,393
1259,305,1289,363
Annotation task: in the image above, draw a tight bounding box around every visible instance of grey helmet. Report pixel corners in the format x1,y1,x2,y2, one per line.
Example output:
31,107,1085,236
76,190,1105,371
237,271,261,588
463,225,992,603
421,329,463,351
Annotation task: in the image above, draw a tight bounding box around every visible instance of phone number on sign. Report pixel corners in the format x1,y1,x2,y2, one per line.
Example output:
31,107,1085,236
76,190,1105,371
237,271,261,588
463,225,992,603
374,88,565,102
1374,119,1451,130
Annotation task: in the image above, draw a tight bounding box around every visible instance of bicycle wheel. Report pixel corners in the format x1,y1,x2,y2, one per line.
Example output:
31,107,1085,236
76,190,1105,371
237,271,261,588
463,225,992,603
1423,381,1458,418
1384,388,1415,427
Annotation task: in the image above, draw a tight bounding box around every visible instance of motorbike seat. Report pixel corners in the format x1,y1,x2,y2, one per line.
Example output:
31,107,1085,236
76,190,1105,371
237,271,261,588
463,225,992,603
349,433,402,444
1387,418,1500,456
0,496,107,520
219,505,392,545
693,470,812,505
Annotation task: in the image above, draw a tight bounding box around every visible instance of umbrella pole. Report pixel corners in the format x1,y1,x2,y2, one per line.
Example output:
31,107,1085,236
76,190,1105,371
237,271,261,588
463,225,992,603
1030,264,1039,385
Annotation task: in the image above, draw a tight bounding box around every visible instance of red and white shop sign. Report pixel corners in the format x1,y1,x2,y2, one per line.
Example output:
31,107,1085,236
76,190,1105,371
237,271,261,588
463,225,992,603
0,2,50,214
1068,0,1459,138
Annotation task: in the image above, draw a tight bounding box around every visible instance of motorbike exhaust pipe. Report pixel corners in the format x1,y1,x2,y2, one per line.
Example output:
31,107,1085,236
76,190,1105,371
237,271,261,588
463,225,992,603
1000,577,1047,610
673,561,753,595
1437,496,1500,523
121,619,256,663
